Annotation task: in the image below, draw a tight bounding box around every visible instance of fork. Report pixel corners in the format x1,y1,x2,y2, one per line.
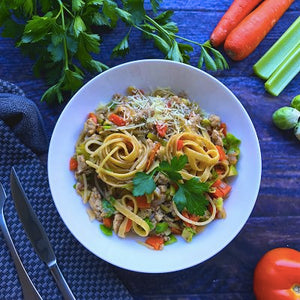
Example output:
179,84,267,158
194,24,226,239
0,182,42,300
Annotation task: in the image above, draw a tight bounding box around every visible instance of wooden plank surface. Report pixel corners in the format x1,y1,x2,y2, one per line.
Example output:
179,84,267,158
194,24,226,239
0,1,299,299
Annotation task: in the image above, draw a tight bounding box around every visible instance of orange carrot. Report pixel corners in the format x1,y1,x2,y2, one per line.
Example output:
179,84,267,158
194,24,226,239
88,112,98,124
177,139,184,151
136,195,151,209
210,0,263,47
220,123,227,136
211,179,232,198
103,217,113,229
145,142,161,171
215,165,226,175
224,0,295,61
145,236,164,250
69,157,78,171
211,188,224,199
125,219,132,233
108,113,126,126
182,211,200,227
216,145,226,161
171,227,182,235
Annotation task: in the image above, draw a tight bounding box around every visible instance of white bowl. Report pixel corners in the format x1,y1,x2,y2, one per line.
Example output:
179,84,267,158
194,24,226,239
48,59,261,273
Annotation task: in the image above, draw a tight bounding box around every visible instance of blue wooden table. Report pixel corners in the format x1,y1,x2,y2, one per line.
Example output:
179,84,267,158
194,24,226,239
1,1,300,299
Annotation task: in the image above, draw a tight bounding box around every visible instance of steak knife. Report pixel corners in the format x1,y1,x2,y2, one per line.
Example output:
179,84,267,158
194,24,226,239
10,167,76,300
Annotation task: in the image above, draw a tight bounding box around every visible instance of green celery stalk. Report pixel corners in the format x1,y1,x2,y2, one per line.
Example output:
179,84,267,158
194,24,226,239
253,16,300,80
265,44,300,96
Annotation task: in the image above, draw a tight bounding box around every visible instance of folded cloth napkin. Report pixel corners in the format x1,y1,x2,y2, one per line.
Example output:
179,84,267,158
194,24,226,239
0,79,49,154
0,80,133,300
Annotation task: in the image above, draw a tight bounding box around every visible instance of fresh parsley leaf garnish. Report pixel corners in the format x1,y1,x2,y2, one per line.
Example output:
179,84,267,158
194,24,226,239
132,155,210,216
158,155,188,181
174,178,209,215
132,171,156,196
102,199,116,217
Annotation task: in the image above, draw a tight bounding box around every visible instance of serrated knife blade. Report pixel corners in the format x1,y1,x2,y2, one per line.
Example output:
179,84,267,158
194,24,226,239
10,167,75,300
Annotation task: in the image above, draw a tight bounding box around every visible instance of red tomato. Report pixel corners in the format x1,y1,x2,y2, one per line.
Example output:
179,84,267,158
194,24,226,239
253,248,300,300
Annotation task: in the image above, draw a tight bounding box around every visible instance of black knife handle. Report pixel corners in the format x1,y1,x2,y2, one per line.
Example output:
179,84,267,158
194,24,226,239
49,263,76,300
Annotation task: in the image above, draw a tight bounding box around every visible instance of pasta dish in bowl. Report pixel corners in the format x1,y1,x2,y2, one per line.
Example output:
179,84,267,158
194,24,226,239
71,87,240,249
48,59,261,272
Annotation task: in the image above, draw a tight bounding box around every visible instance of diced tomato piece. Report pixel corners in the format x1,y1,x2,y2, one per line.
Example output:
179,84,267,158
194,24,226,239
69,157,78,171
88,112,98,124
156,123,168,137
103,217,113,229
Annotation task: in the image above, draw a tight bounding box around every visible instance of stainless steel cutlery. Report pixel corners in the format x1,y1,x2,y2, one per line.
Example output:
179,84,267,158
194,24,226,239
0,182,42,300
0,168,76,300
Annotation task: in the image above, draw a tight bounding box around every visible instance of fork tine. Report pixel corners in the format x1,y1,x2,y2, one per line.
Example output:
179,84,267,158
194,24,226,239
0,181,42,300
0,182,7,203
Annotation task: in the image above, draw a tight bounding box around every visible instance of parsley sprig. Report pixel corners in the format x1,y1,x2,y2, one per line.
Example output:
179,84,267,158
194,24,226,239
114,2,229,71
0,0,228,104
133,155,210,216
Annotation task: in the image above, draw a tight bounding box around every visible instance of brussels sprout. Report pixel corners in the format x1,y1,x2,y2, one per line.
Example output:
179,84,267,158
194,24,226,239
272,107,300,130
294,122,300,141
291,95,300,111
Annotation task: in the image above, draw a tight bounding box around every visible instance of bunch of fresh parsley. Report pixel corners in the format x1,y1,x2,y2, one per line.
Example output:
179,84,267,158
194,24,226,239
0,0,228,104
133,155,210,216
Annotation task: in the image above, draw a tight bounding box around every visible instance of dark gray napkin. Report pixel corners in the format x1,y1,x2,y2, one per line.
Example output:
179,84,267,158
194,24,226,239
0,80,133,300
0,79,48,154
